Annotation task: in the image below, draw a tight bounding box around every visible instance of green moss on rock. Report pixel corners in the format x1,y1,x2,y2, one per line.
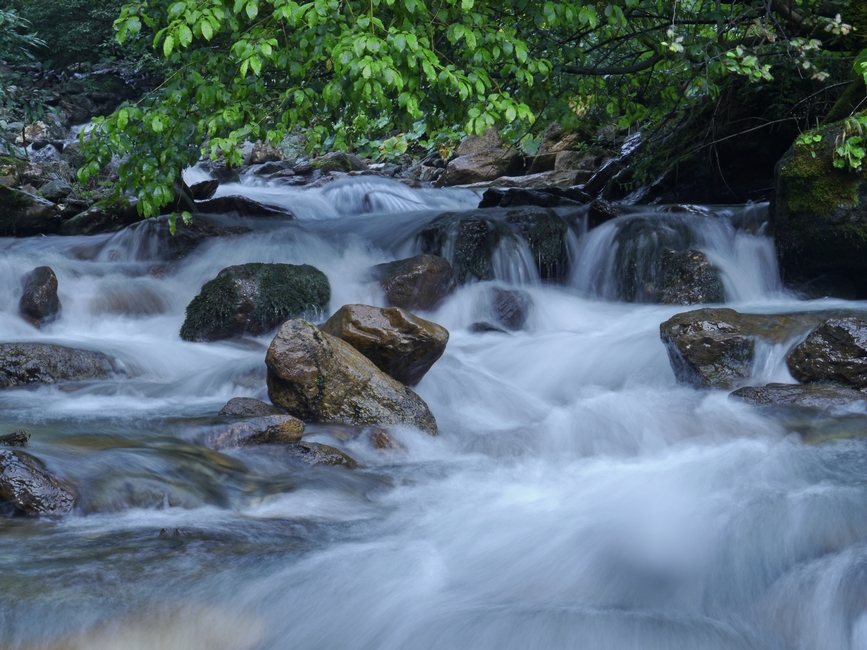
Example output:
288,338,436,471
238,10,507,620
180,263,330,341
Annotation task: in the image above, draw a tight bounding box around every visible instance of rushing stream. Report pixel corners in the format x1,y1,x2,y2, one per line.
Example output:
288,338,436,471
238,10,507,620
2,175,867,649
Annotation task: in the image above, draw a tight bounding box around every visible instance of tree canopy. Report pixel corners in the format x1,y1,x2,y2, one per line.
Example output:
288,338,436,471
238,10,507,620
77,0,867,217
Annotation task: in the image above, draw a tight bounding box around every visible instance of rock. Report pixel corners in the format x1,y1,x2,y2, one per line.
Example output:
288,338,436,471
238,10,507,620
371,254,457,311
478,187,587,209
469,322,507,334
490,288,530,331
129,215,253,262
189,180,219,200
180,263,330,341
0,450,74,516
454,169,583,190
40,179,72,202
730,383,867,409
0,430,29,447
198,415,305,451
218,397,284,417
196,195,293,218
587,198,619,229
59,195,143,236
525,153,557,175
284,441,358,468
419,207,570,283
0,186,61,236
658,249,726,305
0,343,120,389
320,304,449,386
60,141,86,172
455,128,503,157
266,319,438,434
660,308,822,389
773,115,867,297
787,318,867,388
249,140,283,165
313,151,368,173
19,266,61,327
435,149,522,187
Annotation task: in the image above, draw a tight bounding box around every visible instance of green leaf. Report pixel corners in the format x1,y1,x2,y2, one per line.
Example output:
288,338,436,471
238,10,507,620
163,34,175,57
246,2,258,20
117,108,129,130
201,20,213,41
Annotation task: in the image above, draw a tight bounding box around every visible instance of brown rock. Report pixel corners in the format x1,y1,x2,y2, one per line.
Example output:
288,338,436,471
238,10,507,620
218,397,284,417
787,318,867,388
19,266,61,327
371,254,457,311
436,149,521,187
198,415,304,450
266,320,438,434
285,441,357,468
0,430,29,447
0,450,74,516
455,128,503,157
320,304,449,385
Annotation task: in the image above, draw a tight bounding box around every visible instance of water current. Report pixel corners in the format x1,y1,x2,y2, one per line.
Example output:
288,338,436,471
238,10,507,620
1,174,867,649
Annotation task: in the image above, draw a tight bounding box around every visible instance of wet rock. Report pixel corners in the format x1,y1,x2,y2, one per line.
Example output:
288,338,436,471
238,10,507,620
505,206,570,281
19,266,61,327
730,383,867,409
321,304,449,386
313,151,368,173
587,198,619,229
469,322,507,334
196,195,293,218
90,284,167,316
285,441,357,468
371,254,457,311
219,397,284,417
490,288,530,331
787,318,867,388
0,430,29,447
180,263,330,342
478,187,587,209
266,320,438,434
135,215,253,262
660,308,821,389
189,180,219,201
59,195,143,235
457,169,583,190
659,249,726,305
0,450,74,516
0,185,60,237
0,343,120,389
435,149,522,187
199,415,305,451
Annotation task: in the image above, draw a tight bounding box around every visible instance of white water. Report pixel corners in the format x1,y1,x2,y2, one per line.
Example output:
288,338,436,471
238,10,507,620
2,177,867,649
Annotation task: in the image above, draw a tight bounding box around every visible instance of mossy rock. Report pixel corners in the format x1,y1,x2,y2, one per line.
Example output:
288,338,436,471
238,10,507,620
0,186,61,237
180,263,331,341
773,113,867,297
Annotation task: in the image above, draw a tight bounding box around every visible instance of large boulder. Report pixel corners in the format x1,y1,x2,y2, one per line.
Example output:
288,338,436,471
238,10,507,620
0,186,60,236
0,343,120,389
0,450,74,516
435,149,521,187
773,115,867,297
180,263,330,341
660,308,821,388
371,254,457,311
787,317,867,388
320,304,449,386
19,266,61,327
266,319,438,434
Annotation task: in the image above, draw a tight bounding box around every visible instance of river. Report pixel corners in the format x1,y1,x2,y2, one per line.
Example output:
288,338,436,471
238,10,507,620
1,175,866,649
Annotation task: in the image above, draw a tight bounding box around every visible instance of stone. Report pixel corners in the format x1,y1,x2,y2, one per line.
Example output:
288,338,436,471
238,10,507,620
249,140,283,165
730,383,867,409
660,308,823,389
0,450,74,516
19,266,61,327
787,318,867,388
773,115,867,297
0,186,60,237
587,198,619,229
0,343,120,389
455,128,503,157
435,149,522,187
478,187,586,209
490,288,530,331
219,397,284,417
469,322,507,334
524,153,557,175
658,249,726,305
180,263,330,342
456,169,585,190
189,180,219,200
59,196,143,236
266,319,438,434
198,415,305,451
39,179,72,202
60,141,87,172
284,442,358,468
371,254,457,311
0,430,29,447
196,195,293,218
128,215,252,262
313,151,368,173
504,206,570,281
320,304,449,386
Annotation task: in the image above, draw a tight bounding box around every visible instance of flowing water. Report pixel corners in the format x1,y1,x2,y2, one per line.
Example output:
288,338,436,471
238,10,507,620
1,175,867,649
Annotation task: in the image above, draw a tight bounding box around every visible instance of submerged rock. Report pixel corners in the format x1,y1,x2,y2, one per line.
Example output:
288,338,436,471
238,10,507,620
659,249,726,305
284,441,358,468
0,450,74,516
0,430,29,447
199,415,305,451
660,308,820,389
0,343,120,389
19,266,61,327
787,318,867,388
371,254,457,311
218,397,284,417
490,288,530,331
180,263,330,341
320,304,449,386
730,383,867,409
266,319,438,434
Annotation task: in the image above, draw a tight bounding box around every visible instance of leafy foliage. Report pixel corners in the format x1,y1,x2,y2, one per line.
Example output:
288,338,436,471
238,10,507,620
79,0,867,215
